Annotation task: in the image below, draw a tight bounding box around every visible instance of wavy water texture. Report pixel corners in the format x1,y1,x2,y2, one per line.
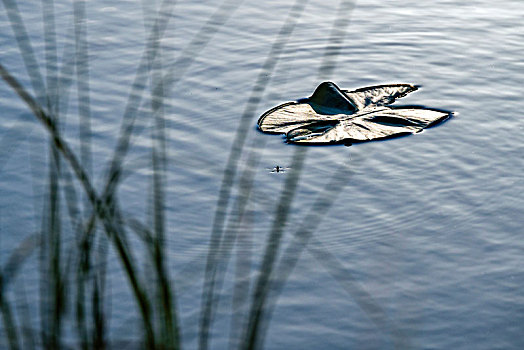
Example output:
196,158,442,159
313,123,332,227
1,0,524,350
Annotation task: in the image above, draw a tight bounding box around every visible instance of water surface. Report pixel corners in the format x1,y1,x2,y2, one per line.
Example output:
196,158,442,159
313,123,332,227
1,0,523,349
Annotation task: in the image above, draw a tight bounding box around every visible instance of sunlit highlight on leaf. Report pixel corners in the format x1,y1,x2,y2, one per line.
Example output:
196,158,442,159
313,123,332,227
258,82,451,144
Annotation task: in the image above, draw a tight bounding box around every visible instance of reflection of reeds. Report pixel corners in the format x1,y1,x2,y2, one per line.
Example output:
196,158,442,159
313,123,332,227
0,0,409,349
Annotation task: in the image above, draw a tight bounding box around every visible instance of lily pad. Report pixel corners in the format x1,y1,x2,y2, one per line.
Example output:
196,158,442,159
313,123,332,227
257,82,451,144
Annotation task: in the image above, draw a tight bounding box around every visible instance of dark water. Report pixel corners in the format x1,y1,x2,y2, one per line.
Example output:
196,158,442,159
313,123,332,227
1,0,523,349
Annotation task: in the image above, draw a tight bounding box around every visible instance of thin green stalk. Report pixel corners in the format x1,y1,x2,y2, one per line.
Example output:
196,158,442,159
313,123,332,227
240,1,356,347
226,142,266,348
42,1,64,346
255,160,354,344
240,148,307,350
1,0,47,101
92,229,109,350
74,0,93,184
159,0,245,91
0,235,37,350
17,277,36,350
0,63,157,349
92,274,105,350
198,2,309,348
149,15,180,347
42,0,58,114
0,292,20,350
75,218,95,350
72,1,94,347
46,146,64,350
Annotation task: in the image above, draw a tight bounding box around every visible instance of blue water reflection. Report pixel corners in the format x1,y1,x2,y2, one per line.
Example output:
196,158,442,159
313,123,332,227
0,0,523,349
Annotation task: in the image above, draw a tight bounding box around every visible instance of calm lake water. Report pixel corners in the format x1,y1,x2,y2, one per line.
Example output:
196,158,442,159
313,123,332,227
1,0,523,349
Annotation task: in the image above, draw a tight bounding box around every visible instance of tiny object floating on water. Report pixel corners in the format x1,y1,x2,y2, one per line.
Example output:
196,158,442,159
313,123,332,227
257,82,451,144
269,165,288,173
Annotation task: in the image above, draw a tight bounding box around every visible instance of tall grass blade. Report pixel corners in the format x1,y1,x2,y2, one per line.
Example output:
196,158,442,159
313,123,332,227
0,235,37,350
91,270,106,350
227,143,265,349
70,2,94,347
0,235,37,294
240,148,307,350
239,2,356,348
160,0,245,90
16,278,36,350
318,0,356,80
0,63,157,349
73,0,92,180
0,292,20,350
254,160,354,340
42,0,58,114
41,1,65,347
148,10,180,347
98,0,176,205
0,66,94,207
101,0,241,209
42,147,64,350
1,0,47,102
70,8,179,319
251,2,409,346
90,227,109,349
1,3,56,343
60,166,90,349
198,2,310,348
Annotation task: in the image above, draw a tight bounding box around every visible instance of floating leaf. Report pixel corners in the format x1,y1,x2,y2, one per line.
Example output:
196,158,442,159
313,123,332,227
258,82,451,144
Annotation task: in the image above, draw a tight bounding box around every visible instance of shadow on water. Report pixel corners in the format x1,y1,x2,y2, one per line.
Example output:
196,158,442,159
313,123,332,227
0,0,410,349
